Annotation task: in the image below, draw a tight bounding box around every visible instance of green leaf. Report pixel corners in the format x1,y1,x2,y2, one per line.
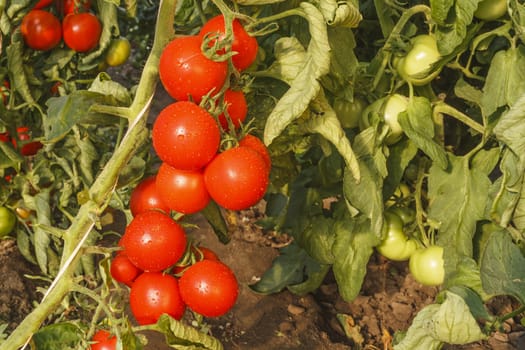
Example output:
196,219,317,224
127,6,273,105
480,228,525,305
89,73,133,106
430,0,455,25
287,262,330,295
397,96,448,169
332,217,379,301
199,201,230,244
383,138,418,199
481,47,525,118
249,243,312,294
445,257,491,301
435,0,480,56
6,31,36,105
256,37,308,84
157,314,223,350
263,2,331,146
295,216,335,264
318,0,362,27
394,291,485,350
428,153,494,277
32,322,83,350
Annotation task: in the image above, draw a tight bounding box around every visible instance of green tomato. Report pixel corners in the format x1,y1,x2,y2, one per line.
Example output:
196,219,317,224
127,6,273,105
389,206,415,225
385,183,411,207
409,245,445,286
382,94,408,144
474,0,507,21
106,37,131,67
0,206,16,237
376,211,418,261
333,96,367,129
397,34,441,85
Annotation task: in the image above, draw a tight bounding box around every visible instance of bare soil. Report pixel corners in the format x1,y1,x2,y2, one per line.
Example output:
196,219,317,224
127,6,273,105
1,207,525,349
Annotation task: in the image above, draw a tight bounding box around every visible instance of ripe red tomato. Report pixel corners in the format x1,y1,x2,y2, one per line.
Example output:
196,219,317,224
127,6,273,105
156,163,210,214
16,127,43,156
119,211,187,272
195,246,219,261
159,35,228,103
172,245,219,275
21,10,62,51
152,101,220,170
62,12,101,52
199,15,258,71
129,176,170,216
238,134,271,170
130,272,186,325
64,0,91,15
179,260,238,317
204,146,269,210
33,0,53,9
218,89,248,131
90,329,116,350
110,253,142,286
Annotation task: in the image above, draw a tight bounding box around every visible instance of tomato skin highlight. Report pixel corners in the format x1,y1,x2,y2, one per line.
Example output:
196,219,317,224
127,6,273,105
129,272,186,325
218,89,248,131
21,10,62,51
179,260,238,317
409,245,445,286
159,35,228,103
62,12,102,52
199,15,258,71
156,162,210,214
204,146,269,210
110,253,142,286
0,206,16,237
129,176,170,216
90,329,117,350
152,101,220,171
119,211,187,272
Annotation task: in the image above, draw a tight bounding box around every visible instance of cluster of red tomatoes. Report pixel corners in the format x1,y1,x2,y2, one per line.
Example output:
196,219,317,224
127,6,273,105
95,15,266,347
21,0,101,52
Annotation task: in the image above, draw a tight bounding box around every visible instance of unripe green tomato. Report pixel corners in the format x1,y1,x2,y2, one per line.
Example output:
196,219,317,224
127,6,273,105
383,94,408,144
385,183,411,207
409,245,445,286
474,0,507,21
0,206,16,237
106,37,131,67
397,34,441,85
376,211,417,261
389,206,416,225
333,97,367,129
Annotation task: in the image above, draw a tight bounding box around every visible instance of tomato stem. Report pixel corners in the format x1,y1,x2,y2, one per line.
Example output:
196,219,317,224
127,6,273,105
433,101,485,135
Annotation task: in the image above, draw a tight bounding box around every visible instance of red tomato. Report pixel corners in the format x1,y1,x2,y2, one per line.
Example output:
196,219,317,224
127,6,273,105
119,211,187,272
152,101,220,170
62,12,101,52
199,15,258,71
159,35,228,103
156,163,210,214
129,272,186,325
33,0,53,9
16,127,43,156
129,176,170,216
0,132,10,143
179,260,238,317
110,253,142,286
204,146,269,210
172,245,220,275
64,0,91,14
90,329,116,350
21,10,62,51
238,134,271,170
196,246,219,261
218,89,248,131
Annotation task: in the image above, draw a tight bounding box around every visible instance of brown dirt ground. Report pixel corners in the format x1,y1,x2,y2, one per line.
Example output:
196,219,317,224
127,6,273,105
3,207,524,350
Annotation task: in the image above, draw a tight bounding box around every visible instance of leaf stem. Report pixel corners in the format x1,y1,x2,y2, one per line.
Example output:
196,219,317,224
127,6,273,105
433,101,485,135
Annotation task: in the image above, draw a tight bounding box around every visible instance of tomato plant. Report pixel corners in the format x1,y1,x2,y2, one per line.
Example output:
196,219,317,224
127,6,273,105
155,162,210,214
110,253,142,287
62,12,102,52
179,260,238,317
152,101,220,171
0,206,16,237
20,10,62,51
129,272,186,325
199,14,258,71
474,0,507,21
395,34,441,85
218,89,248,131
105,37,131,67
90,329,117,350
204,146,269,210
119,210,187,272
129,176,170,216
409,245,445,286
159,35,228,103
